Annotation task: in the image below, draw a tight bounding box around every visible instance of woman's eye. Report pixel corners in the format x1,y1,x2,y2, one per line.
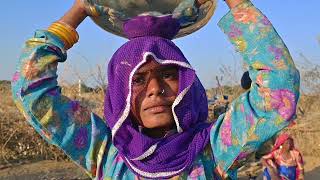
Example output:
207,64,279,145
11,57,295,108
132,76,146,86
161,71,178,80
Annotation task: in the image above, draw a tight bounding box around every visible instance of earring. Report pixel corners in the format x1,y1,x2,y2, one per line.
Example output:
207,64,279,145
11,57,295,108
160,89,165,94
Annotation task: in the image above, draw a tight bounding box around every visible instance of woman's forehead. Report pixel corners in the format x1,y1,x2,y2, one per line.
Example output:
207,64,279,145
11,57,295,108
135,59,178,74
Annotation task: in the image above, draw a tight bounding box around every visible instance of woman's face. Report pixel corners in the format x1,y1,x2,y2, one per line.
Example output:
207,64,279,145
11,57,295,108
130,59,179,131
281,138,293,152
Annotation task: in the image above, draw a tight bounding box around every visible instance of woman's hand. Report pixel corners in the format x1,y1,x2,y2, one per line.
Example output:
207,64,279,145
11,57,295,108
224,0,247,9
58,0,87,29
261,159,281,180
261,158,268,167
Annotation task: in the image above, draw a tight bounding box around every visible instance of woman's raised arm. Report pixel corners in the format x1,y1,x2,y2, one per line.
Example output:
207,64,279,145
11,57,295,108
11,1,113,178
210,0,300,178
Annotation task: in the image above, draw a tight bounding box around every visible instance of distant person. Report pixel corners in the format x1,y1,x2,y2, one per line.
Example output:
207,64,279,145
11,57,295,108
261,134,304,180
241,71,252,90
209,94,229,121
11,0,300,179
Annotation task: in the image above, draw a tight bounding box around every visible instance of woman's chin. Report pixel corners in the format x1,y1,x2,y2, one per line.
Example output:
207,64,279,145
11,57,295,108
143,118,174,130
141,112,173,126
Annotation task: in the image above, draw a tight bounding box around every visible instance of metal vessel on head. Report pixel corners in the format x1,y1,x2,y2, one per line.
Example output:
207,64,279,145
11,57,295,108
82,0,217,39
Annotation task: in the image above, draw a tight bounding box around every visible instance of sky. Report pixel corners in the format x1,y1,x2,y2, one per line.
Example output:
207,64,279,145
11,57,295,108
1,0,319,88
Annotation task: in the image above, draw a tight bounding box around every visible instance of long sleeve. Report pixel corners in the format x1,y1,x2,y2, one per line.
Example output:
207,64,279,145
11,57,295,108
210,1,300,177
11,30,113,179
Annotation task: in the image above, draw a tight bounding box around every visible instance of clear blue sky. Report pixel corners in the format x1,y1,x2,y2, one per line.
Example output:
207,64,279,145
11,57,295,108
1,0,319,88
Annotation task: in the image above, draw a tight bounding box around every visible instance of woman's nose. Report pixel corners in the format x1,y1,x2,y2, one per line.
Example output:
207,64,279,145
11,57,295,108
146,76,163,97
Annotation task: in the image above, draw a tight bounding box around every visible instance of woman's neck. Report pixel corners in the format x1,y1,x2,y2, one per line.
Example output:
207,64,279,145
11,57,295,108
280,148,292,155
142,126,176,138
281,149,290,154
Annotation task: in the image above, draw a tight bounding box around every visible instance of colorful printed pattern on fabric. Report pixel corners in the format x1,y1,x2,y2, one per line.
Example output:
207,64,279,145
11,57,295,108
11,1,299,179
210,1,300,178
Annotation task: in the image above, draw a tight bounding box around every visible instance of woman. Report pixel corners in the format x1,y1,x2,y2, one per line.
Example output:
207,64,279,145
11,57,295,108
262,134,304,180
11,0,300,179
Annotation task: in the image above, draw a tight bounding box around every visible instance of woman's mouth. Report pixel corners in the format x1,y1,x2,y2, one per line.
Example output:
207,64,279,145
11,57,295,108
145,105,171,114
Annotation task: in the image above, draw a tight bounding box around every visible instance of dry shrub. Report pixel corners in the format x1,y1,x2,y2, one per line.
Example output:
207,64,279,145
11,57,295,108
297,53,320,95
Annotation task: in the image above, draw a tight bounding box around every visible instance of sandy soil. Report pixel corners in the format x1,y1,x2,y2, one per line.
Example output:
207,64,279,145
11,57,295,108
0,156,319,180
0,161,90,180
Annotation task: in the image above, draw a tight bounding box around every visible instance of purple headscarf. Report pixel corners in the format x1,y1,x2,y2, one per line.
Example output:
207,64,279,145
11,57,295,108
104,15,213,178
